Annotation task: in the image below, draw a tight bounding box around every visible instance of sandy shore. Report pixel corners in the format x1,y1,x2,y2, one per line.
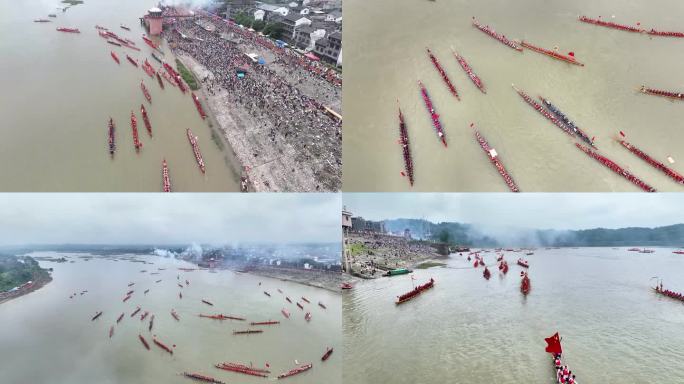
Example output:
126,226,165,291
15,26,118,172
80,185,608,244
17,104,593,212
0,274,52,305
176,52,338,192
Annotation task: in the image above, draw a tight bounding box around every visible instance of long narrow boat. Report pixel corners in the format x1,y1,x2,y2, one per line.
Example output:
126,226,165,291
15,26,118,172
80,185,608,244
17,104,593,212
251,320,279,325
120,25,130,31
110,51,120,64
539,96,594,147
162,159,171,192
617,139,684,184
108,41,121,47
130,307,141,317
130,111,142,152
517,258,529,268
116,312,124,323
142,59,155,77
276,363,313,379
232,329,263,335
186,128,206,173
418,80,447,147
472,124,519,192
151,52,163,63
126,55,138,67
171,309,180,321
56,27,80,33
520,41,584,66
153,338,174,354
639,85,684,100
396,278,435,304
149,315,155,331
215,363,269,377
304,312,312,321
140,311,149,321
452,49,486,93
512,85,575,136
142,35,159,50
108,117,116,157
34,19,52,23
91,311,103,321
321,347,333,361
201,299,214,306
109,326,114,338
191,93,207,119
318,301,326,309
575,143,656,192
647,29,684,38
156,72,165,89
472,17,522,51
139,334,150,350
578,16,644,33
140,81,152,103
654,285,684,302
182,372,225,384
281,308,290,318
426,48,459,100
140,104,152,136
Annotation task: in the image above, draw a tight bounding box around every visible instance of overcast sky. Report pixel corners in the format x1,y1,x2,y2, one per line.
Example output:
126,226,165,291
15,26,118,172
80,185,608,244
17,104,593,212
0,194,340,245
343,193,684,230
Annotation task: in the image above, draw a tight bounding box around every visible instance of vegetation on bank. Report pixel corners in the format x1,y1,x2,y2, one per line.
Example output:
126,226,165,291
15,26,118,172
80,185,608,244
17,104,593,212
232,12,283,39
175,59,199,90
0,256,49,292
415,261,447,269
349,242,368,256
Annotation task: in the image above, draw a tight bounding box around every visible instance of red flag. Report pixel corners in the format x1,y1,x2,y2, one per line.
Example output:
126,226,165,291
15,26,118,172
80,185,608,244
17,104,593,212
619,131,626,137
568,52,575,57
545,332,563,354
400,171,406,177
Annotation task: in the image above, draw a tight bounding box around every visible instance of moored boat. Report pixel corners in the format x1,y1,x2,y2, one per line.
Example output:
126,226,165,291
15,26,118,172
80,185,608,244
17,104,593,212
191,92,207,119
418,80,447,147
186,128,206,173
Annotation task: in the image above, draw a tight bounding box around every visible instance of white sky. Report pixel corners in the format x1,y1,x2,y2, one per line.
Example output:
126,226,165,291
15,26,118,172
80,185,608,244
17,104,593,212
0,194,341,245
343,193,684,230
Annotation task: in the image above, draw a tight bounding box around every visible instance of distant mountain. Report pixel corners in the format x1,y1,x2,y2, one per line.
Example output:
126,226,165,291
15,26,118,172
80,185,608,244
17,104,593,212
381,219,684,247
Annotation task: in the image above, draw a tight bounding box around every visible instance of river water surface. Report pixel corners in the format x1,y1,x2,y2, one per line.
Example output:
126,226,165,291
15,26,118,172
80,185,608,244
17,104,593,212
0,0,240,191
0,253,341,383
343,247,684,384
343,0,684,192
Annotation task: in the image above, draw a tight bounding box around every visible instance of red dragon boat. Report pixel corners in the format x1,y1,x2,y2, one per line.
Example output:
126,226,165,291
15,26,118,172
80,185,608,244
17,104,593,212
277,363,313,379
215,362,269,377
472,17,522,51
639,85,684,100
140,104,152,136
191,93,207,119
396,278,435,304
520,41,584,66
56,27,80,33
186,128,206,173
304,312,312,321
251,320,279,325
575,143,656,192
142,35,160,50
139,334,150,350
162,159,171,192
647,29,684,38
673,250,684,255
472,124,519,192
108,117,116,157
654,284,684,302
126,55,138,67
281,309,290,318
182,372,225,384
322,347,333,361
142,59,155,78
396,101,415,186
153,338,174,354
521,272,531,295
418,80,447,147
452,49,486,93
426,48,459,100
130,111,142,152
110,51,120,64
578,16,644,33
618,139,684,184
140,81,152,103
483,266,491,280
517,258,529,268
512,85,576,137
164,62,187,93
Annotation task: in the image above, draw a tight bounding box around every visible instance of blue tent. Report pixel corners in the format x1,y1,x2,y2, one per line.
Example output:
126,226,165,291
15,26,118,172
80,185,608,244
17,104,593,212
275,40,286,48
257,57,265,65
